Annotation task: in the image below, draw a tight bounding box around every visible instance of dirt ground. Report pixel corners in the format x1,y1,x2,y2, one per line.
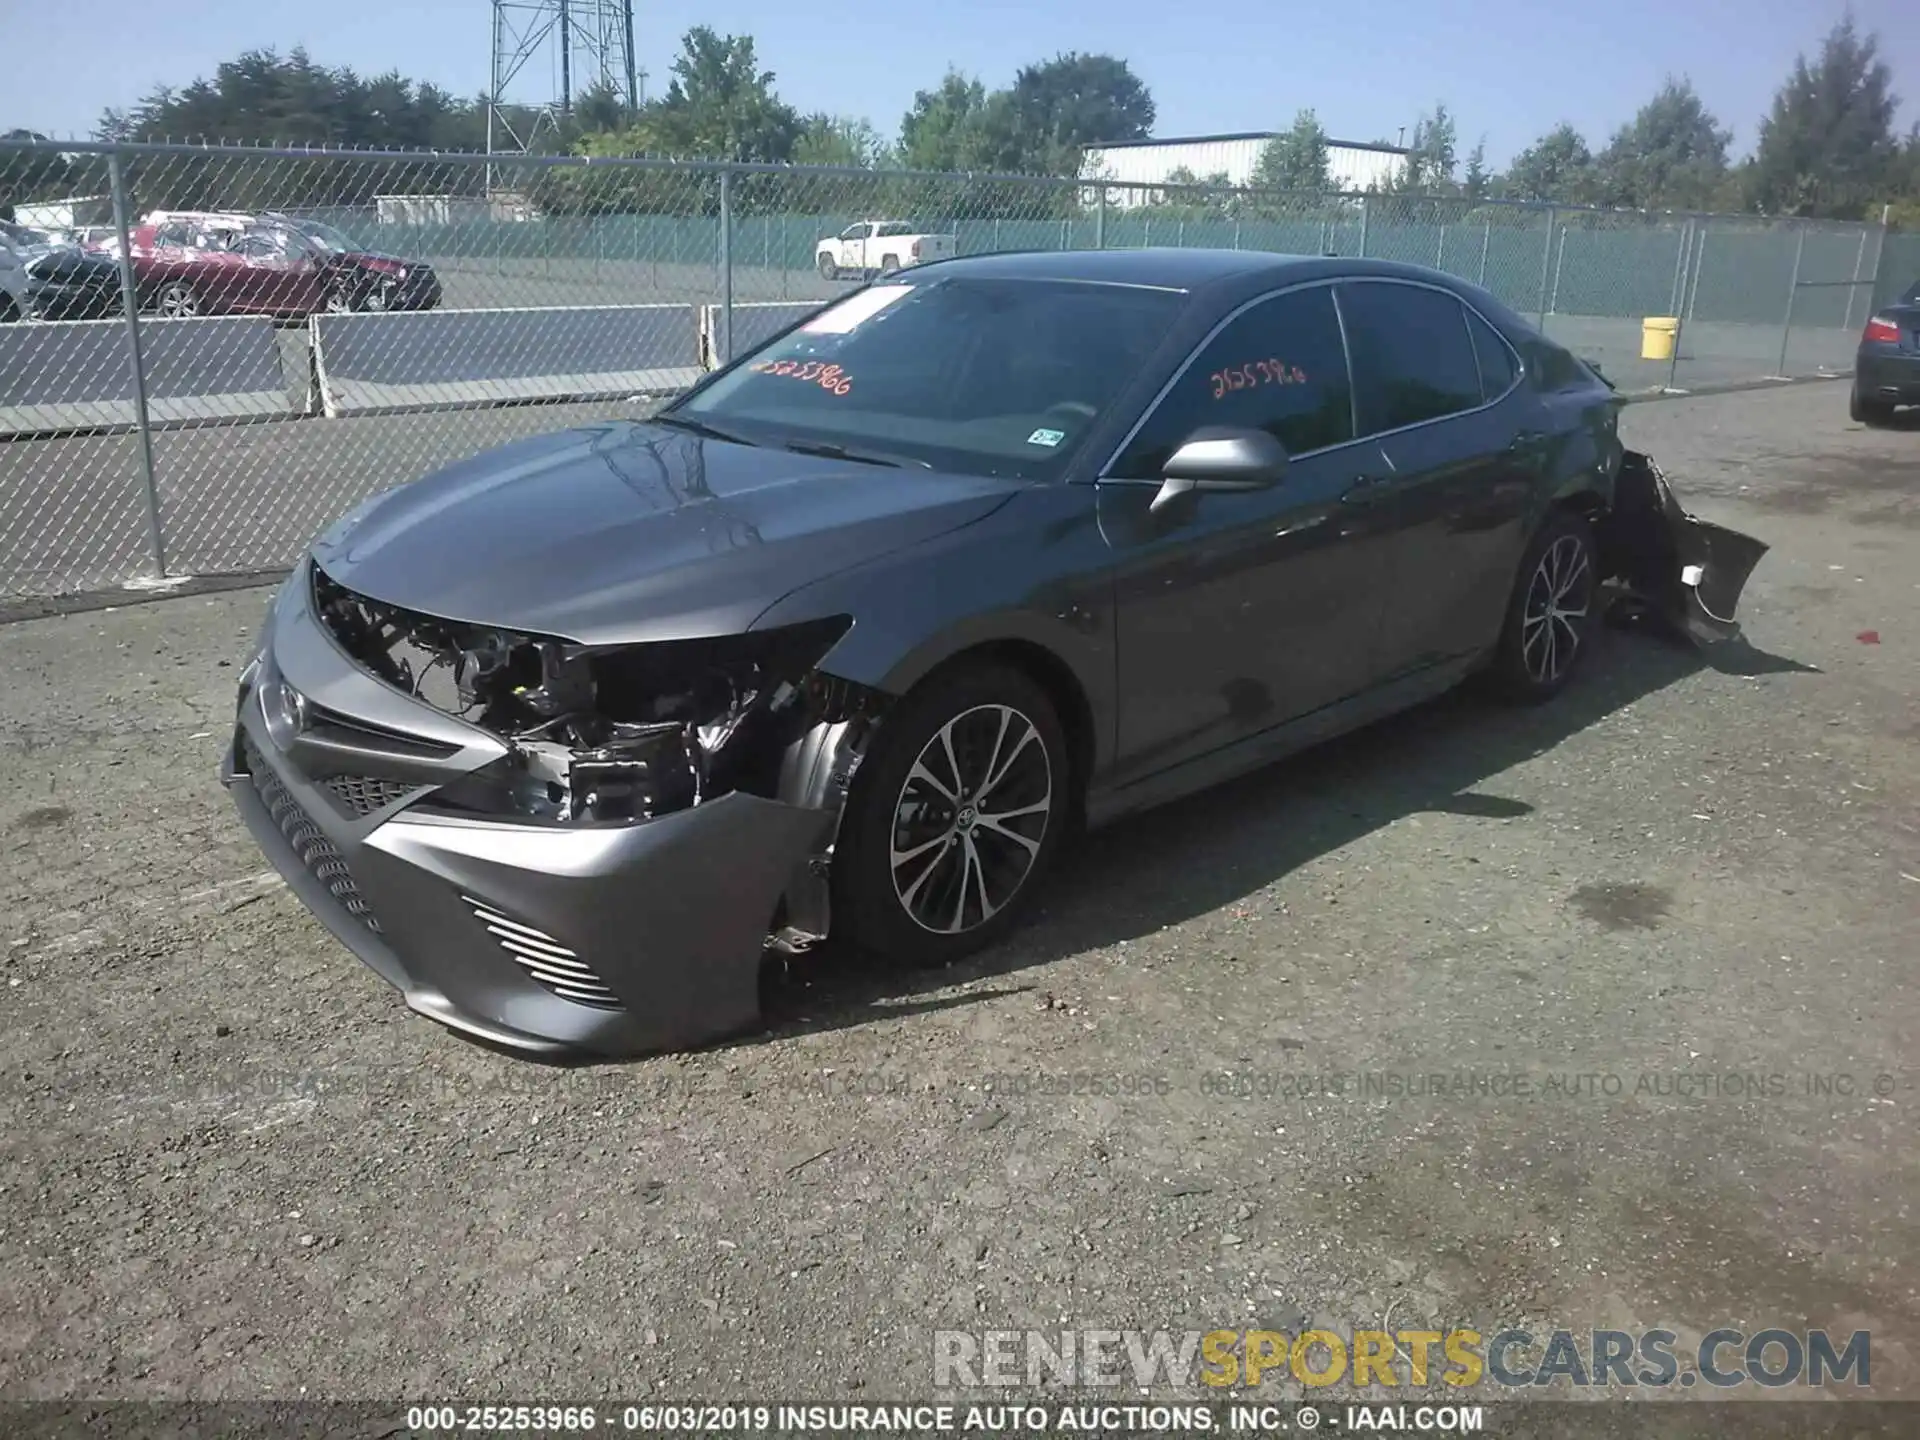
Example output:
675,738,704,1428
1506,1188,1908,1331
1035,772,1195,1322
0,381,1915,1420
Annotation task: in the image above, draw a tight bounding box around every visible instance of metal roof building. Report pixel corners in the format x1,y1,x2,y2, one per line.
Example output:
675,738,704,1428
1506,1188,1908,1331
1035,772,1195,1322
1081,132,1411,206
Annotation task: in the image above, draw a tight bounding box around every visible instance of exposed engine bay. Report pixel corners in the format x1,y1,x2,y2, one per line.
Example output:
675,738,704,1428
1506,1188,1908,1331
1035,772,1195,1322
310,566,883,841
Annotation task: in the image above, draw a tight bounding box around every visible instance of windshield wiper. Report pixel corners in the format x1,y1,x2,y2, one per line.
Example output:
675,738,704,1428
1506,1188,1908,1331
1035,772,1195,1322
650,412,759,446
781,438,929,469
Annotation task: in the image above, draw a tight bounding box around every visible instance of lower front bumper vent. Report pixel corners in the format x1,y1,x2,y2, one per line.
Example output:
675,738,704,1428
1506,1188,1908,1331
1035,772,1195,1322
243,735,382,935
460,896,624,1011
320,773,417,819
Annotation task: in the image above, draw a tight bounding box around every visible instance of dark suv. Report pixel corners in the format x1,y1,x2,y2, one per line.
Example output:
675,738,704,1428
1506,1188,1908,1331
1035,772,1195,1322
1851,278,1920,426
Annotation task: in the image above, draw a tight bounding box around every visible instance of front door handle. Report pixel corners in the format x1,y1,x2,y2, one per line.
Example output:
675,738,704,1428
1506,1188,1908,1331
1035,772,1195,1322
1340,474,1391,507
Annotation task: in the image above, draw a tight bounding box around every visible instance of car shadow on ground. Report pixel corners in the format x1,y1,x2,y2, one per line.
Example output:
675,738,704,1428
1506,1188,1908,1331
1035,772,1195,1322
746,612,1819,1049
1863,409,1920,432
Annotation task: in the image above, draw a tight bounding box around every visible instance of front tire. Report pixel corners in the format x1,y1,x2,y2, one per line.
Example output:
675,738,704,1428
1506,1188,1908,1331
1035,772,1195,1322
1487,509,1598,704
155,280,201,318
1850,382,1896,427
832,662,1071,966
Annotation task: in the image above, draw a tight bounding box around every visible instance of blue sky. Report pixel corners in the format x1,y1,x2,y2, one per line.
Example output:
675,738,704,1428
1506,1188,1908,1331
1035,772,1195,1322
3,0,1914,167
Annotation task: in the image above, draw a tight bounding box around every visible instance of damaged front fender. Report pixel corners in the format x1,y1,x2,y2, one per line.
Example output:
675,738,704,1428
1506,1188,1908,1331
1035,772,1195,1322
1596,450,1769,644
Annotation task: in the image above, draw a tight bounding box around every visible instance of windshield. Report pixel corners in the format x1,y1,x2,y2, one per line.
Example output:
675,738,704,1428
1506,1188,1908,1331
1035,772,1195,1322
674,276,1186,479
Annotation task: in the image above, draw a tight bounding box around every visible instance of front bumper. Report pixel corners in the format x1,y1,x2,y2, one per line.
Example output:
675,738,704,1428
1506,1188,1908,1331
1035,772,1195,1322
393,269,441,311
221,562,829,1058
1856,347,1920,405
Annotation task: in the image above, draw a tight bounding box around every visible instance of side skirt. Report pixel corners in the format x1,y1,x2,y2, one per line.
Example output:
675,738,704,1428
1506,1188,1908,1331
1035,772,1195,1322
1082,654,1482,832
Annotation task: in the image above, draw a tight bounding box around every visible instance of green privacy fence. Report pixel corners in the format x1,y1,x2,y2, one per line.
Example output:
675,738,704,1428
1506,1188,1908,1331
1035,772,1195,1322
1872,231,1920,309
302,204,1900,331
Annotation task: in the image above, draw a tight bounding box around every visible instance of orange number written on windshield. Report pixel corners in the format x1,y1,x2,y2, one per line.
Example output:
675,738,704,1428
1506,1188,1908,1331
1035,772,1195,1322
749,358,854,396
1210,360,1307,399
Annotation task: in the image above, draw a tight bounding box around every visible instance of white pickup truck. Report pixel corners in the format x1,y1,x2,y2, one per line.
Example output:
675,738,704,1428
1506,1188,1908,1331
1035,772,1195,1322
815,221,956,280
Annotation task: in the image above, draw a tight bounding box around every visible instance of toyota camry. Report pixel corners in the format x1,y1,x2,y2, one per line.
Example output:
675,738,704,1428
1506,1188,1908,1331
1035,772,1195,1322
222,248,1767,1058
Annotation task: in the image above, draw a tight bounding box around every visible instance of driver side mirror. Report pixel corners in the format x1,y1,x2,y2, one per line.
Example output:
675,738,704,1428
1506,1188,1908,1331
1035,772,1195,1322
1150,425,1289,513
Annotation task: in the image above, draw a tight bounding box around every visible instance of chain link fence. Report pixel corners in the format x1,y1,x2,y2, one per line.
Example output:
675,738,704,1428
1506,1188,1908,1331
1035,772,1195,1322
0,137,1906,600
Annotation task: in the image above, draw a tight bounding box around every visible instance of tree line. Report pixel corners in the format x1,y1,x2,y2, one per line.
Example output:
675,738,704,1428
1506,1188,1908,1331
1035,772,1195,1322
1230,20,1917,226
2,17,1917,227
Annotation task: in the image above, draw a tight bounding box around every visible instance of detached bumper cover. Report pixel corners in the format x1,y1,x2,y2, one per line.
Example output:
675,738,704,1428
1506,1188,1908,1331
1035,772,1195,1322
221,563,829,1058
1597,450,1769,644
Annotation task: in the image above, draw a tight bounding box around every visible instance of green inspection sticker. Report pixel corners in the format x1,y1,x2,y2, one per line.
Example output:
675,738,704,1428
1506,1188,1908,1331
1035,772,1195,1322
1026,427,1066,447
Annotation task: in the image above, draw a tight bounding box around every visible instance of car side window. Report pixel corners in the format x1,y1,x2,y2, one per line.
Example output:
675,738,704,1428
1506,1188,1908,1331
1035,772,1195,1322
1338,281,1484,436
1464,307,1520,401
1112,285,1353,475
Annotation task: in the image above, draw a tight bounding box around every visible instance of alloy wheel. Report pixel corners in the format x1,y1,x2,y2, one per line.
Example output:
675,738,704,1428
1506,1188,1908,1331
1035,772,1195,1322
889,703,1054,935
158,284,198,318
1521,533,1592,685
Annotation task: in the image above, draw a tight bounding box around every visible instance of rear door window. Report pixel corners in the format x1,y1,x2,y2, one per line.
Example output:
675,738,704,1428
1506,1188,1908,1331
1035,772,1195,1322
1337,280,1484,436
1113,284,1354,474
1464,306,1520,402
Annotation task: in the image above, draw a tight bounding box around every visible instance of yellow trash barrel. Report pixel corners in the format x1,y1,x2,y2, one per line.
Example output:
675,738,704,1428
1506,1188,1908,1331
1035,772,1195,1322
1641,316,1679,361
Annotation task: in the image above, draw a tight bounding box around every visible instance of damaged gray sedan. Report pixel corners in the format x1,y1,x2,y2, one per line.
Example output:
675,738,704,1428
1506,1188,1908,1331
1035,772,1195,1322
222,248,1767,1058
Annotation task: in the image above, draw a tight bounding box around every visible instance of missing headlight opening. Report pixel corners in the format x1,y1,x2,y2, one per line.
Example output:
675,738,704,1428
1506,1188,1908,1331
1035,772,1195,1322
309,566,884,833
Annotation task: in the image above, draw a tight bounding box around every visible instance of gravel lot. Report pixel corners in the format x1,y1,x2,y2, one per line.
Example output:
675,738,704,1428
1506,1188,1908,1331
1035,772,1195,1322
0,382,1915,1416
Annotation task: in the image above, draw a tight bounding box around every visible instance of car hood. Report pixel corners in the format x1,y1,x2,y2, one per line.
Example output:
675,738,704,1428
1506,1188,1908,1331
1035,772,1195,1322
309,420,1023,645
329,250,417,274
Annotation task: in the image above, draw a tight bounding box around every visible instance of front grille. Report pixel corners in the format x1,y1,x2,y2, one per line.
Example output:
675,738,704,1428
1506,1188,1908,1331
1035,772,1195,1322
460,895,623,1011
319,773,416,819
242,735,382,935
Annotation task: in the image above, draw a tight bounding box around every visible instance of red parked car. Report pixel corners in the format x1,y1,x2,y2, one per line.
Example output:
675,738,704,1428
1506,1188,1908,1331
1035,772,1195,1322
124,211,441,319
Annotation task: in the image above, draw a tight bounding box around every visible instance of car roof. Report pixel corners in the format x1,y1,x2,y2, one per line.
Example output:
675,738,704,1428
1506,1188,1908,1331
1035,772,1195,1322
901,246,1472,295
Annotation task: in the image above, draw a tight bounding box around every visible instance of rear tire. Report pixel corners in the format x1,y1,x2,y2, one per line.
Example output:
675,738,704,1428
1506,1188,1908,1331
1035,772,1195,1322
817,253,838,281
1486,509,1599,705
832,662,1071,967
1850,382,1896,427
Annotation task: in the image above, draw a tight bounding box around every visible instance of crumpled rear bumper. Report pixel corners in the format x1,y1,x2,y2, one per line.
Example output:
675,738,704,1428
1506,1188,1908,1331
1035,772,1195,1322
1596,450,1769,644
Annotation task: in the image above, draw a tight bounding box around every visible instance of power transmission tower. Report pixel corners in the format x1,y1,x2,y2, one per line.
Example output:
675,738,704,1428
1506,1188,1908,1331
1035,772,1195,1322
487,0,642,190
